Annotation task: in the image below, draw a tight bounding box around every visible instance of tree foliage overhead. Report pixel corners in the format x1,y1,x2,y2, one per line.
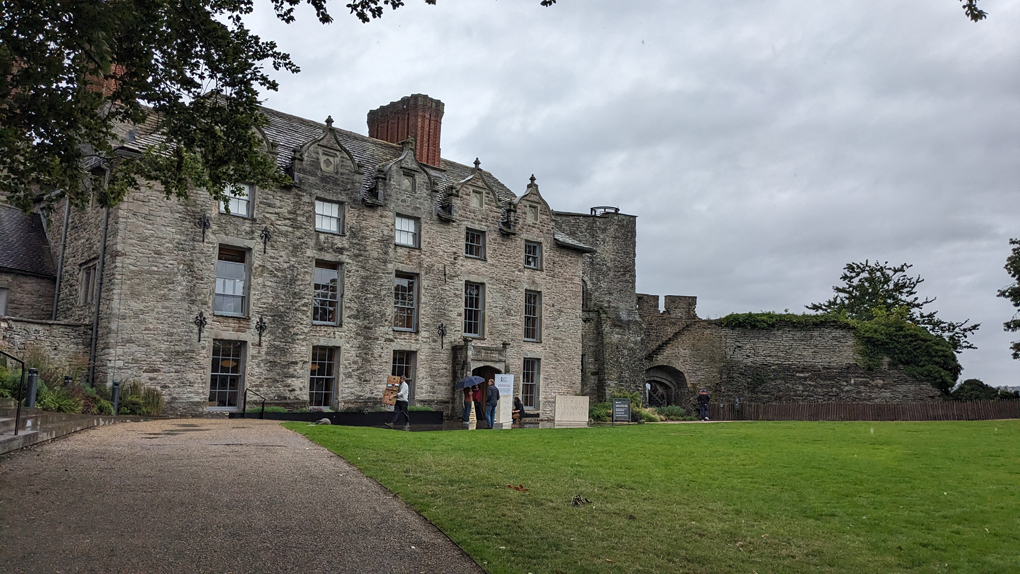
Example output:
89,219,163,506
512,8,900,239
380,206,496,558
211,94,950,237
997,238,1020,360
0,0,556,211
807,260,979,353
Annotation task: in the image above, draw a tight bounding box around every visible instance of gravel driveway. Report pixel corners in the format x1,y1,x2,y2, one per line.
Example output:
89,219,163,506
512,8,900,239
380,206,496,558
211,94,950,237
0,418,483,573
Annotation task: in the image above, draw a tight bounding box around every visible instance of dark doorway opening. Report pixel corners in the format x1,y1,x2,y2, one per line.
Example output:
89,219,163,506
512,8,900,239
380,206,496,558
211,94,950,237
644,365,689,408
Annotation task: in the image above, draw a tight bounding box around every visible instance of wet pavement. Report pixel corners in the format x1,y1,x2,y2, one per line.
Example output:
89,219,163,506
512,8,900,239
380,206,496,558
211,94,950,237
0,419,483,573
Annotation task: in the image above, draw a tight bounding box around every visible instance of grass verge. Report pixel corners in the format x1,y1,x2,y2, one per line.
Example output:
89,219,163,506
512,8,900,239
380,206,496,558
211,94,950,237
285,421,1020,573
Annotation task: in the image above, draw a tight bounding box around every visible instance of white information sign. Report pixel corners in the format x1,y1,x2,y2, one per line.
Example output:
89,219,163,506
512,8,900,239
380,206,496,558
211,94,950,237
494,374,514,428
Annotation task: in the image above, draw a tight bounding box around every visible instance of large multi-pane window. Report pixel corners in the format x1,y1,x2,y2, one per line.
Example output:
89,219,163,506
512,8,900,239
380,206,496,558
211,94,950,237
524,241,542,269
309,346,337,407
395,215,419,247
391,350,416,403
393,272,418,331
522,358,540,409
214,246,248,316
524,290,542,341
220,183,252,218
313,261,341,325
465,229,486,259
464,282,484,337
315,199,343,234
79,262,97,305
209,340,245,409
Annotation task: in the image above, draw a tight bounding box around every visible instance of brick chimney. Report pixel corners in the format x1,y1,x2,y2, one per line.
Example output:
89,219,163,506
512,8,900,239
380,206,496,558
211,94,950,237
367,94,444,167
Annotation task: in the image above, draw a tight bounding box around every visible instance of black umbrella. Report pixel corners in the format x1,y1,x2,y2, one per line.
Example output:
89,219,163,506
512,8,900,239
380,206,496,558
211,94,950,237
455,375,485,390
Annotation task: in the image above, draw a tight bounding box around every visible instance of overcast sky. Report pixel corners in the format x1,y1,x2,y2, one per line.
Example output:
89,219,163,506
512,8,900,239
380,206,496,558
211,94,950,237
245,0,1019,386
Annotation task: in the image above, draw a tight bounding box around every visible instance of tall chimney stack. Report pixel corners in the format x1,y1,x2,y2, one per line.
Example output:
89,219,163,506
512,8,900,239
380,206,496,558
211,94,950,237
367,94,444,167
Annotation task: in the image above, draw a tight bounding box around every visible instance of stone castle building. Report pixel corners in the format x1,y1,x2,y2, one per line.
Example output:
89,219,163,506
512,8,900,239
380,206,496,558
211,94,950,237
1,94,937,415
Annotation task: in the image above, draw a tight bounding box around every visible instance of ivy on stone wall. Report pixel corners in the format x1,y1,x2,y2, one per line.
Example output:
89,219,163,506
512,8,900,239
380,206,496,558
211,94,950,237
720,308,961,396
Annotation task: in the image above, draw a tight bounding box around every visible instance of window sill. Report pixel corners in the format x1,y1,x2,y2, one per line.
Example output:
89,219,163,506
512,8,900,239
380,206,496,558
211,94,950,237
316,229,345,236
214,312,249,319
219,213,252,219
312,321,342,327
524,338,542,343
393,328,418,333
465,255,487,261
206,407,240,412
395,243,420,249
524,266,543,271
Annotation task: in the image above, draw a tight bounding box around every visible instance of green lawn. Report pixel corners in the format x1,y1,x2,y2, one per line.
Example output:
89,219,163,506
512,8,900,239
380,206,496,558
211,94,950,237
285,421,1020,573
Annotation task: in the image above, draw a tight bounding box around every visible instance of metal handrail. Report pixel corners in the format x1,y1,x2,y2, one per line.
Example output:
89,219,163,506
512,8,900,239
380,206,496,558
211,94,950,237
241,388,267,419
0,350,27,436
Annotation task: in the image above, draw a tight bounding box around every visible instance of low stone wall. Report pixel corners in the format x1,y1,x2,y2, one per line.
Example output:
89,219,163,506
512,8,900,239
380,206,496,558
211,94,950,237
0,317,90,371
645,316,940,405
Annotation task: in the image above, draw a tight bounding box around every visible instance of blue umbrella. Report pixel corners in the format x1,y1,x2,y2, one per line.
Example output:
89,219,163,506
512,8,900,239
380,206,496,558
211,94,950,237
455,375,485,390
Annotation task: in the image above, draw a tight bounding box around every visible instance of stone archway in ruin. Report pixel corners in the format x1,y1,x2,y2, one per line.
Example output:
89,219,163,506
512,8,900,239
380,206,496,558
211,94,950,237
644,365,689,408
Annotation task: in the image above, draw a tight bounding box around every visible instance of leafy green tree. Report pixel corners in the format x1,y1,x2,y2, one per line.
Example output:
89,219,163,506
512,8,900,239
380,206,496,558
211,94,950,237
997,238,1020,360
0,0,556,211
807,260,979,353
950,378,1019,401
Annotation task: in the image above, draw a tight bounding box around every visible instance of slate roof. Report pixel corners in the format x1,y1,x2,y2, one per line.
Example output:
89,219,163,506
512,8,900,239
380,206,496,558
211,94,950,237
0,204,56,278
120,104,591,252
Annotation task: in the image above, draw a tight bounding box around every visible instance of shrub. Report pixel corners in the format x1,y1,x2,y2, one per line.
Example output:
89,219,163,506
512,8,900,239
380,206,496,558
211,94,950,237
408,405,433,412
589,401,611,422
639,408,660,422
246,405,288,413
655,405,688,421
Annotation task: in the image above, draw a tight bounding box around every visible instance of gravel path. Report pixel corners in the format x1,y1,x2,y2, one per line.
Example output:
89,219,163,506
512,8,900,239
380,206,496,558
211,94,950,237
0,419,483,573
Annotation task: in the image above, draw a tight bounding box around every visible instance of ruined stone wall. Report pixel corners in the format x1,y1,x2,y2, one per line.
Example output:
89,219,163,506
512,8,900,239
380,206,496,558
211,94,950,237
553,210,643,401
642,296,939,405
0,272,55,320
77,138,582,416
0,317,90,372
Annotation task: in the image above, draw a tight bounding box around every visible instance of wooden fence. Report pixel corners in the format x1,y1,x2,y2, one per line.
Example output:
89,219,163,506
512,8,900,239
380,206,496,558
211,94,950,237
708,400,1020,422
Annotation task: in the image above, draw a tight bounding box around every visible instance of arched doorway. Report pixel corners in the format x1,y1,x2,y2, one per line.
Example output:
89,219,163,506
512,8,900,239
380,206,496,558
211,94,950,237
644,365,689,408
469,366,502,429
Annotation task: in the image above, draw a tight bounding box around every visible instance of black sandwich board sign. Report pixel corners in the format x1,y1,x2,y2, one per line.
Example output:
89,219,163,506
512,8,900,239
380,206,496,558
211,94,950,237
612,398,631,425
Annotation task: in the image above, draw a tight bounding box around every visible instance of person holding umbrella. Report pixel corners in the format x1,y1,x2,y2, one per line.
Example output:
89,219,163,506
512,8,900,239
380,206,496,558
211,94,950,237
455,375,486,428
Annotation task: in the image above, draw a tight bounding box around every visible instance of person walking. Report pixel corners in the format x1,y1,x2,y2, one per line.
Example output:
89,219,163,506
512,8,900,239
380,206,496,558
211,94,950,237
461,387,474,424
472,384,484,427
697,389,710,421
485,378,500,429
386,377,411,430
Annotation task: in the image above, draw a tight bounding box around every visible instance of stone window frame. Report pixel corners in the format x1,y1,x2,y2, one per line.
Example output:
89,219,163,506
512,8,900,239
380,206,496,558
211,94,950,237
79,260,98,306
391,350,417,404
312,260,342,326
401,171,416,193
0,287,7,316
464,228,486,260
524,290,542,342
463,281,485,338
526,203,540,224
524,241,542,270
393,272,419,332
209,339,246,411
309,346,339,408
522,357,540,410
219,183,253,218
395,214,420,248
315,198,344,235
214,245,250,318
470,189,485,209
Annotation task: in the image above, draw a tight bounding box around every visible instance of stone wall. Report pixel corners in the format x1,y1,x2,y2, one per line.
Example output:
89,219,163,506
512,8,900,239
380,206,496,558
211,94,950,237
0,272,55,320
641,296,940,405
73,135,583,416
0,317,91,372
553,210,643,401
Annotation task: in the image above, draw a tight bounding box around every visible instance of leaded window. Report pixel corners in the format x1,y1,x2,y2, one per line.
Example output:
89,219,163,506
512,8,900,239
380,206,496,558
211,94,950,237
525,241,542,269
393,272,418,331
220,183,252,218
209,340,245,409
79,262,97,305
315,199,343,234
395,215,419,247
464,282,484,337
214,246,248,317
309,346,337,407
525,290,542,341
391,350,416,403
465,228,486,259
522,358,540,409
313,261,341,325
